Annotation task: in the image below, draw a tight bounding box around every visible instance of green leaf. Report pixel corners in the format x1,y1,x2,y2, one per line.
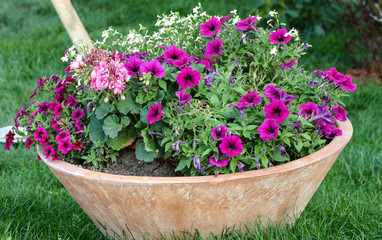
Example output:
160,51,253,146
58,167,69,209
103,114,122,138
106,127,134,150
175,158,187,171
210,94,220,107
230,159,237,173
135,140,156,162
158,79,167,91
164,71,177,81
121,116,131,127
141,128,157,152
301,133,312,141
117,92,141,114
282,137,291,147
95,103,111,120
246,125,257,131
273,149,286,162
15,129,26,137
294,137,303,152
89,115,107,143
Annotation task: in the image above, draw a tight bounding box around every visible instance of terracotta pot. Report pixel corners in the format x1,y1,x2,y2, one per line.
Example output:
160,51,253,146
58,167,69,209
37,120,353,239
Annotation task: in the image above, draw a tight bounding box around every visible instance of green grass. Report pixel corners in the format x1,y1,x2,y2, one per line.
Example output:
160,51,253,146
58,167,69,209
1,0,381,239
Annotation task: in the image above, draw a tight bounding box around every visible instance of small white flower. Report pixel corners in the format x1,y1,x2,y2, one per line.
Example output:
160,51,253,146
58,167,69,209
270,46,277,55
269,10,278,17
257,16,262,20
281,23,286,26
61,56,68,62
230,9,238,15
193,5,200,13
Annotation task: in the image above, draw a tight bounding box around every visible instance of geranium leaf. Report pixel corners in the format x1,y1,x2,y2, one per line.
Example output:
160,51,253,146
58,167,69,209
89,115,107,143
135,139,156,162
117,92,141,114
103,114,122,138
121,116,131,127
95,103,111,120
106,127,134,150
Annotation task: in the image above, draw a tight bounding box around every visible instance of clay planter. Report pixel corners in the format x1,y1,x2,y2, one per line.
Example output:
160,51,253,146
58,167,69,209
37,120,352,239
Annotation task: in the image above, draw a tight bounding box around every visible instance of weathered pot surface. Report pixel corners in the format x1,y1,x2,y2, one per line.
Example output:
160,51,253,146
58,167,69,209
38,120,353,239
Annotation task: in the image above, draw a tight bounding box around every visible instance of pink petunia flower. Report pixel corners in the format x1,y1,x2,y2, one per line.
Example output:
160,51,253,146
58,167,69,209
146,102,163,125
124,57,143,77
40,136,50,147
209,153,230,167
175,89,192,104
269,28,292,45
238,91,260,108
5,139,13,150
237,16,258,31
51,152,61,161
25,136,34,149
75,120,84,131
219,135,243,157
325,67,347,83
172,56,192,69
264,100,290,123
322,124,343,139
56,131,70,142
140,60,165,78
205,39,223,57
34,127,48,141
332,105,347,121
281,58,298,70
163,45,188,65
219,15,232,24
58,138,72,154
299,102,318,119
73,140,83,151
37,102,49,113
211,125,228,141
71,109,85,121
44,145,55,158
53,104,64,116
258,119,280,142
264,84,295,105
177,67,201,89
338,76,357,92
200,17,222,37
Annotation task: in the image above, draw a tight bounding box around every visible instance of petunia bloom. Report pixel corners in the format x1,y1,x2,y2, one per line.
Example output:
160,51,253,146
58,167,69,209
75,120,84,131
140,60,165,78
25,136,34,149
34,127,48,142
209,153,230,167
146,102,163,124
163,45,188,65
258,119,280,142
56,131,70,142
124,57,142,77
219,135,243,157
211,125,228,141
264,84,295,105
338,76,357,92
175,89,192,104
204,39,223,58
281,58,298,70
322,124,343,139
73,140,83,151
238,91,260,108
71,109,85,120
332,105,347,121
58,138,72,154
264,100,290,123
44,145,55,158
200,17,222,37
177,67,201,89
37,102,49,113
269,28,292,45
237,16,258,31
299,102,318,119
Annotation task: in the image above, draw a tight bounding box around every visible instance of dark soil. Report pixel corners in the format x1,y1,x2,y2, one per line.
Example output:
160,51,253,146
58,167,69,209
86,148,183,177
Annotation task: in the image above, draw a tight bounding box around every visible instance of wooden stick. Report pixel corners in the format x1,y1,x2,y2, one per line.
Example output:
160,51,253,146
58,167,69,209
50,0,93,49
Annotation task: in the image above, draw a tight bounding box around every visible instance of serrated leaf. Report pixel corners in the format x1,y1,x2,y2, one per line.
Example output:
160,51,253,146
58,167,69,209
135,140,156,162
141,128,156,152
117,91,141,114
95,103,111,120
121,116,131,127
103,114,122,138
106,127,134,150
89,115,107,143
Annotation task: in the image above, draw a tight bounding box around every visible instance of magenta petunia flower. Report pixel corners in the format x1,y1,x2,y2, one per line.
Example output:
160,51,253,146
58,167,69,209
315,105,335,126
140,60,165,78
177,67,201,89
75,120,84,131
163,45,188,64
175,89,192,104
204,39,223,58
64,94,78,108
209,153,230,167
264,84,295,105
237,16,258,31
146,102,162,124
332,105,347,121
264,100,290,123
37,102,49,113
124,57,143,77
34,127,48,141
25,136,34,150
56,131,70,142
269,28,292,45
200,60,215,72
51,152,61,161
219,15,232,24
51,116,64,131
238,91,260,108
258,119,280,142
338,76,357,92
172,56,192,69
40,136,50,147
53,104,64,116
325,67,347,83
200,17,222,37
44,145,55,158
211,125,228,141
299,102,318,119
71,109,85,120
219,135,243,157
58,138,72,154
281,58,298,70
73,140,83,151
322,124,343,139
5,139,13,150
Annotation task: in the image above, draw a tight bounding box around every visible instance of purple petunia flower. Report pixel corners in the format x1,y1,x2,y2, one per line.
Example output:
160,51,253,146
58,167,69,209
44,145,55,158
140,60,165,78
219,135,243,157
56,131,70,142
177,67,201,89
264,100,290,123
124,57,142,77
34,127,48,142
146,102,162,124
237,161,245,173
281,58,298,70
209,153,230,167
313,105,335,126
25,136,34,150
264,85,295,106
163,45,188,65
71,109,84,121
332,105,347,121
229,76,235,85
299,102,318,119
200,17,222,37
237,16,258,31
309,80,319,88
193,155,201,171
211,125,228,141
58,138,72,154
238,91,260,108
275,145,287,157
203,73,215,87
322,124,343,139
175,89,192,104
269,28,292,45
171,140,184,152
205,39,223,58
258,119,280,142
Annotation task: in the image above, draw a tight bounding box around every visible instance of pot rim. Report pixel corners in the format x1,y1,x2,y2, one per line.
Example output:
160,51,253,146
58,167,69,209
38,119,353,184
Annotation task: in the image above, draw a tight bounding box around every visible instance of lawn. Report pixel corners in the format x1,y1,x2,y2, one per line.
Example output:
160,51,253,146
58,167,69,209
0,0,381,239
